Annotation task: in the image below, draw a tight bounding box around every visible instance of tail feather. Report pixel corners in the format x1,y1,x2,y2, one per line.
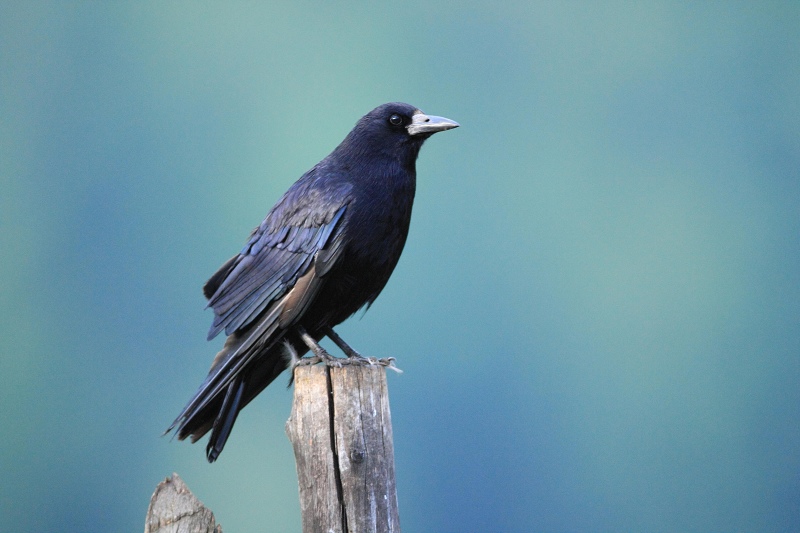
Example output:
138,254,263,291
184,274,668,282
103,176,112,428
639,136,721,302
166,304,284,441
167,260,325,461
206,376,246,462
167,338,302,462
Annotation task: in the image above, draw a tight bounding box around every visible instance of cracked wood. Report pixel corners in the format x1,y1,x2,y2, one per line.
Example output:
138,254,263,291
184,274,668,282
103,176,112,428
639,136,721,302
286,364,400,533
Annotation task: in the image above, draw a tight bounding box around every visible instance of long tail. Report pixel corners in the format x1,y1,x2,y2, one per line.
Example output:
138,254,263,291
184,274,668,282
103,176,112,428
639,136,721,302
168,339,293,462
166,304,288,461
168,258,326,461
206,375,245,462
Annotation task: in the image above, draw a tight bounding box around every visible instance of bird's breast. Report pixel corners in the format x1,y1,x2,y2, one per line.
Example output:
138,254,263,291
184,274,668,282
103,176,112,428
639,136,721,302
344,173,415,265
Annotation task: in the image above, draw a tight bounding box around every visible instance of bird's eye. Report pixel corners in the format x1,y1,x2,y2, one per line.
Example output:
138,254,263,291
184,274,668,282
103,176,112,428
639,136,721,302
388,114,403,126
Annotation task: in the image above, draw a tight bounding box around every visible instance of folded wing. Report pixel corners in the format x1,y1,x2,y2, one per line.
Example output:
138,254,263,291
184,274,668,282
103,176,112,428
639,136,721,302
167,191,349,452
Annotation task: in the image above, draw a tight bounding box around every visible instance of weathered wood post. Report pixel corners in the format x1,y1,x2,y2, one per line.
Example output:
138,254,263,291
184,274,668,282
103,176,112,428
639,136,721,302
146,363,399,532
286,364,401,533
144,473,223,533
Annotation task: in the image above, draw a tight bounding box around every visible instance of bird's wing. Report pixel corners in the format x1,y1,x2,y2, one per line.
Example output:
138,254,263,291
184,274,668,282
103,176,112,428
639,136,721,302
204,186,349,341
167,185,350,439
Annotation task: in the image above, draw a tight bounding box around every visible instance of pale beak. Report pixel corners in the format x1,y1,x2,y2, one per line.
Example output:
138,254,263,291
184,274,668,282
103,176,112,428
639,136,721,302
406,112,460,136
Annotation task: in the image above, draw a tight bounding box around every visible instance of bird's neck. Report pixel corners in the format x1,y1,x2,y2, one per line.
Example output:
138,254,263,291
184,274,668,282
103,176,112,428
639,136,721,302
333,134,425,174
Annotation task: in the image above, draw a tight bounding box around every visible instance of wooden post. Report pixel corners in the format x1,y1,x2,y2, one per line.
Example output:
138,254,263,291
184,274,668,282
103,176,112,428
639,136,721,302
286,364,401,533
145,364,399,532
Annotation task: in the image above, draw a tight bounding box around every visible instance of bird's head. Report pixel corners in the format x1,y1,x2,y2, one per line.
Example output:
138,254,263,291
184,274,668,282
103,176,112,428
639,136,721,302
336,102,459,166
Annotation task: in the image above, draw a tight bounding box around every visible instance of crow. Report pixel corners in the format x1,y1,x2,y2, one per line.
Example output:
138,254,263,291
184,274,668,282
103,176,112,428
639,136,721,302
167,102,458,462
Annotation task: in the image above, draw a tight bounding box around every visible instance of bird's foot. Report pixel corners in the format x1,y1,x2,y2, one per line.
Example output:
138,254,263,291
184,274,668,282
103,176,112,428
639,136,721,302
323,326,403,372
294,354,403,374
351,356,403,373
293,354,400,371
295,326,403,371
293,354,322,367
302,347,344,368
296,325,343,367
320,355,403,372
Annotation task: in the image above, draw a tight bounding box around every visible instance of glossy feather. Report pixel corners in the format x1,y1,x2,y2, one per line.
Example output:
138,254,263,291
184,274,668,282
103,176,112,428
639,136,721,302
167,102,457,461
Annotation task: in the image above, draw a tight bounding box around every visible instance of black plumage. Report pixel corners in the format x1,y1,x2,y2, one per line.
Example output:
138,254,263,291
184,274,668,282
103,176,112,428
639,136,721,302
167,102,458,462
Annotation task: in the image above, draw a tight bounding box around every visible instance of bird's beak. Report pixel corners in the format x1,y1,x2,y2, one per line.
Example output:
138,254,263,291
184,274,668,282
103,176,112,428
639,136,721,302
407,112,460,136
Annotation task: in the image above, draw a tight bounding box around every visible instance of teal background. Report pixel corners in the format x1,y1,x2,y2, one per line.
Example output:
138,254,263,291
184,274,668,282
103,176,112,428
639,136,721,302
2,2,798,532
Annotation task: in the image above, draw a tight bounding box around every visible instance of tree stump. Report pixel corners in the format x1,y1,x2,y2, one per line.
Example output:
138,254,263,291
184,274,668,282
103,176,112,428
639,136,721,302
144,473,222,533
286,364,400,533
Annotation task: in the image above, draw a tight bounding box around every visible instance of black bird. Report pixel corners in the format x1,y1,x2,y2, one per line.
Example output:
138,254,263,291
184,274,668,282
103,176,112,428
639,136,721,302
167,102,458,462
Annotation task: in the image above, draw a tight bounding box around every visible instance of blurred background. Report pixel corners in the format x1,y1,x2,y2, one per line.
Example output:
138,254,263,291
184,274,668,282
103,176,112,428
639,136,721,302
2,2,798,532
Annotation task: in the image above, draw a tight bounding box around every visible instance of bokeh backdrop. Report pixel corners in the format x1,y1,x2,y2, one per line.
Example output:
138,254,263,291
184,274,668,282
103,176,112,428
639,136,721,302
2,2,798,532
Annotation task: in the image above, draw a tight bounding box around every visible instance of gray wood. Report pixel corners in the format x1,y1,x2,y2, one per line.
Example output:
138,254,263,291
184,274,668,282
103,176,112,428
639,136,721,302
285,364,345,531
286,364,401,533
144,473,222,533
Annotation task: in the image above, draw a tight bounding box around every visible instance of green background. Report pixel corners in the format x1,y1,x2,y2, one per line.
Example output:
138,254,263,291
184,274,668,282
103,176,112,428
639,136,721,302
2,2,798,532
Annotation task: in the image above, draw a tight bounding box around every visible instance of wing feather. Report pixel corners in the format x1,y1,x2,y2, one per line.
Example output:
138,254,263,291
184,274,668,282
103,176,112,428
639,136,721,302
168,180,351,438
205,203,347,340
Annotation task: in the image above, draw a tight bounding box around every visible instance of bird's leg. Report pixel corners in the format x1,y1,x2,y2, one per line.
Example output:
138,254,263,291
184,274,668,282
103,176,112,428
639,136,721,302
296,325,341,367
324,327,364,359
323,326,403,372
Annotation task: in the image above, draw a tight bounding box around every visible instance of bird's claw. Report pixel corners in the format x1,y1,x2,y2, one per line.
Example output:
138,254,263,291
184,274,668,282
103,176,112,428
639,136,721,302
294,355,322,367
296,325,401,371
293,354,402,372
376,356,403,374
